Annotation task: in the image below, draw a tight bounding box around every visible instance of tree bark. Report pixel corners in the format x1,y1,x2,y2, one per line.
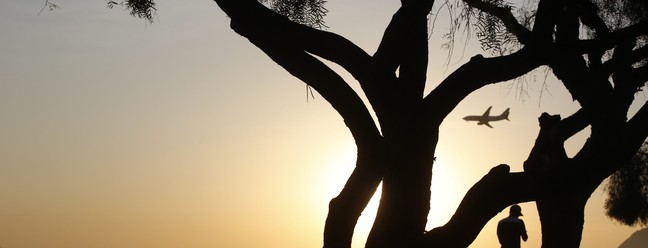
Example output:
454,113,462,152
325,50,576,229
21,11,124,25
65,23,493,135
536,193,588,248
366,115,438,248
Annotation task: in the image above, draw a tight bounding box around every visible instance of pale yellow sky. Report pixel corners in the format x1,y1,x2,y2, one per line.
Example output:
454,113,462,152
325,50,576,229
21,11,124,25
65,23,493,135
0,1,644,248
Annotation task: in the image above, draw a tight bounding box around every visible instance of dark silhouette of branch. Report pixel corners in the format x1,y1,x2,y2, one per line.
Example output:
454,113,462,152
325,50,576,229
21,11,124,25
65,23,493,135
373,1,434,99
38,0,59,16
575,21,648,55
531,0,561,43
602,45,648,78
212,1,387,247
574,0,609,35
216,0,372,82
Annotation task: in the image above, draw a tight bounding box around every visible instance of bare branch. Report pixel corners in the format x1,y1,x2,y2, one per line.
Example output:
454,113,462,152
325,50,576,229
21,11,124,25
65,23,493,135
38,0,59,16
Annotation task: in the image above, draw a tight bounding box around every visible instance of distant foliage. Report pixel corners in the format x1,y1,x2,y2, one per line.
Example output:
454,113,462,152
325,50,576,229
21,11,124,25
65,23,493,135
260,0,328,29
605,142,648,227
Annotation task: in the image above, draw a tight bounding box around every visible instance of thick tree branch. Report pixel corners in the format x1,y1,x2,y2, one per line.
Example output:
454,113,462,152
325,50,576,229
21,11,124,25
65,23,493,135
576,105,648,184
602,44,648,78
574,21,648,54
214,0,404,128
248,39,380,153
396,7,430,100
213,3,390,247
574,0,609,35
462,0,533,44
550,45,614,110
373,1,434,100
596,100,648,179
532,0,562,43
621,100,648,155
555,1,580,45
245,30,387,248
213,0,382,143
555,109,590,142
213,0,372,84
635,64,648,84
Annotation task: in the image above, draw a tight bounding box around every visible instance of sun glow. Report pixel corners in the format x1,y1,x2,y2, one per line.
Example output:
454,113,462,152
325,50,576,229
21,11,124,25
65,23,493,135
315,144,469,247
351,187,381,247
313,144,383,247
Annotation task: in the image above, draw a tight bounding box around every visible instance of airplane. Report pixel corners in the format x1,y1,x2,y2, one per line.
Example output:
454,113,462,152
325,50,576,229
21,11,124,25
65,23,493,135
463,106,510,128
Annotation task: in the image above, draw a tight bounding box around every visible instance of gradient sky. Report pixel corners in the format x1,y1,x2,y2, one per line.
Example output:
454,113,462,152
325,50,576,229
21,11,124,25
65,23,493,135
1,1,645,248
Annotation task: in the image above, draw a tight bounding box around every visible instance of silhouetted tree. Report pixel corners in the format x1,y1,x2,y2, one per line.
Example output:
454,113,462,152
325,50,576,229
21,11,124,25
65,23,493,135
606,142,648,226
102,0,648,247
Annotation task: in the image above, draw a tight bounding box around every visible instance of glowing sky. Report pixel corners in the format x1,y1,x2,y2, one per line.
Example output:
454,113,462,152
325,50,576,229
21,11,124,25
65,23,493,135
0,1,643,247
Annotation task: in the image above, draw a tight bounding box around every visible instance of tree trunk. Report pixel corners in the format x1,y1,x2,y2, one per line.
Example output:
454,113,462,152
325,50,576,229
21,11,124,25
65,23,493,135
366,121,437,248
536,193,588,248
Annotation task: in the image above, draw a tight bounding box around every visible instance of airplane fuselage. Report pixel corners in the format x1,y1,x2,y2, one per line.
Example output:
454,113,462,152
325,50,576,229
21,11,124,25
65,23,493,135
463,107,510,128
462,115,508,122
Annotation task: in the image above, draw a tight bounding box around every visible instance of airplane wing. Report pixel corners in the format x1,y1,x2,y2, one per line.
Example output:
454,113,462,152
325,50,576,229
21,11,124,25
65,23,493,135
482,106,492,117
485,122,493,128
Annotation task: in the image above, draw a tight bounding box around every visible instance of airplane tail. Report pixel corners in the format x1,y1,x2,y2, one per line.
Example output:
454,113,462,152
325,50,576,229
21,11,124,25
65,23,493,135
501,108,510,121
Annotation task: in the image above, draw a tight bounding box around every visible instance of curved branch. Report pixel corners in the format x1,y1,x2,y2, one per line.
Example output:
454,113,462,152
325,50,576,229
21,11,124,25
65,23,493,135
226,10,387,246
213,0,380,142
597,100,648,179
250,40,380,152
556,109,591,142
462,0,533,44
214,0,372,83
575,21,648,54
602,44,648,78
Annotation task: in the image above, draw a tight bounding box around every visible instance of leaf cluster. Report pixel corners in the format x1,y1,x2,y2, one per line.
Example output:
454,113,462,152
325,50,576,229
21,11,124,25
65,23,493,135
260,0,328,29
104,0,327,28
108,0,157,23
605,142,648,227
434,0,535,57
593,0,648,31
473,1,519,55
